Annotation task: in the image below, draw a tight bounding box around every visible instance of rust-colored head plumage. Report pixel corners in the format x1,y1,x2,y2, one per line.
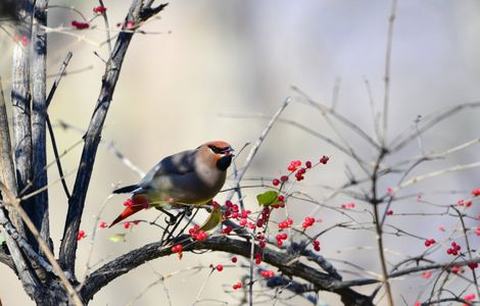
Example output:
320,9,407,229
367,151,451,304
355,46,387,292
198,140,234,171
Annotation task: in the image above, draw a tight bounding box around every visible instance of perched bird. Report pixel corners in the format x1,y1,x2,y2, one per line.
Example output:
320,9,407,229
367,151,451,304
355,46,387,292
110,140,234,227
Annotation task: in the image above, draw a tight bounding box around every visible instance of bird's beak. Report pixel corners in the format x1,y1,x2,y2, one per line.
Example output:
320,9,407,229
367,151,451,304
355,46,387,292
224,147,235,156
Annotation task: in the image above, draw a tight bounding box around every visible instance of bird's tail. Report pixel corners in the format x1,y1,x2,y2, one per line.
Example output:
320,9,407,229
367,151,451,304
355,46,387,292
113,184,140,194
109,195,149,227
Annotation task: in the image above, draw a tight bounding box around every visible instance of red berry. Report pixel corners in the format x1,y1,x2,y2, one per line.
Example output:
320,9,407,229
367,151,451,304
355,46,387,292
222,226,233,235
272,178,280,186
260,270,275,279
77,230,86,241
93,5,107,14
302,217,315,229
231,256,238,263
319,155,329,164
280,175,288,182
232,282,242,290
71,20,90,30
171,244,183,253
305,161,312,168
216,264,224,272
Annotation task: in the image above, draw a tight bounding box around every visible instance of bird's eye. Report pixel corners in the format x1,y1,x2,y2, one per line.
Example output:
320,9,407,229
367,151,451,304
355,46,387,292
208,145,230,154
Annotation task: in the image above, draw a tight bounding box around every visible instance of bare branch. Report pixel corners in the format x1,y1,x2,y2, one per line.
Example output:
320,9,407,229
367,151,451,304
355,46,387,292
381,0,398,146
292,86,381,151
11,3,34,243
31,0,50,248
80,236,373,306
390,102,480,152
0,183,83,306
45,52,74,200
397,161,480,191
59,1,169,275
225,97,291,201
0,76,24,235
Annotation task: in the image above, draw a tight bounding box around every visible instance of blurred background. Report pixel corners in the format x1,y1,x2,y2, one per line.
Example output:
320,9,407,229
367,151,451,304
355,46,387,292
1,0,480,305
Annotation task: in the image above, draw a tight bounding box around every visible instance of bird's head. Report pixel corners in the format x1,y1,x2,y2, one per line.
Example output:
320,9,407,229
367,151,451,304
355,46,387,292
199,140,234,171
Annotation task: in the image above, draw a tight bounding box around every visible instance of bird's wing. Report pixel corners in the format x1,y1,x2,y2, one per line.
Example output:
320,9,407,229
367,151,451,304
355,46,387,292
139,149,197,189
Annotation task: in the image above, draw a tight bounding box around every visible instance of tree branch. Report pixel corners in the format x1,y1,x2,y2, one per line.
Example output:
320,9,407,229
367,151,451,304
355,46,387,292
31,0,50,249
46,52,73,200
80,236,373,306
58,0,169,275
0,76,24,235
11,0,35,247
0,183,82,305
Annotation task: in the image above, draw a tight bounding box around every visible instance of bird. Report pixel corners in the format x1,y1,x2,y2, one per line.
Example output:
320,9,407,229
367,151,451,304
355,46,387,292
109,140,234,228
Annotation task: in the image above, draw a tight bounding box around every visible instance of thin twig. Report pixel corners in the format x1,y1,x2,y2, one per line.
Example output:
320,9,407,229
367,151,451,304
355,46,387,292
225,97,291,201
382,0,398,146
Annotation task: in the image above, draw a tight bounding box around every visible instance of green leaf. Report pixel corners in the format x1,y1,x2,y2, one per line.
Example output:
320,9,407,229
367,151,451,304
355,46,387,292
256,190,279,206
109,233,127,243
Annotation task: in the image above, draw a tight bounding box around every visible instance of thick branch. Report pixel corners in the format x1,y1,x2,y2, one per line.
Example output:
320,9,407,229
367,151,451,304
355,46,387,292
11,0,34,246
80,236,373,306
0,206,40,300
58,1,168,275
31,0,50,249
0,183,82,305
0,75,27,246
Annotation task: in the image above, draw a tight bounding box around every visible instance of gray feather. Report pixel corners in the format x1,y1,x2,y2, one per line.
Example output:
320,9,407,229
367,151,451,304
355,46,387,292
139,149,197,189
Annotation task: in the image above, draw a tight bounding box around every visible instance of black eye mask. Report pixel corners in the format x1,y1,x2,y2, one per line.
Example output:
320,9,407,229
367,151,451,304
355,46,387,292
216,155,232,171
208,145,231,154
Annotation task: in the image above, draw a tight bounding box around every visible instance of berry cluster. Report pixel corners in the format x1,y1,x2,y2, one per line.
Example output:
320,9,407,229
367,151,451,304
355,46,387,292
256,207,271,228
171,244,183,259
424,238,436,247
312,239,320,252
464,293,476,303
272,156,330,186
457,199,472,207
232,282,242,290
302,217,316,229
71,21,89,30
446,241,461,255
278,217,293,230
450,265,464,274
275,232,288,247
188,225,208,241
260,270,275,279
93,5,107,14
341,202,355,209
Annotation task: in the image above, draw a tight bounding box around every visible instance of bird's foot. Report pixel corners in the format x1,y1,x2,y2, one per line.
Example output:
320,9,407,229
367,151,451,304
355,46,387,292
158,208,177,225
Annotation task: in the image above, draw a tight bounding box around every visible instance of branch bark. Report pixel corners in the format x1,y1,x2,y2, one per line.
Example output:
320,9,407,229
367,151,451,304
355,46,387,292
80,236,373,306
31,0,50,249
11,0,34,247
